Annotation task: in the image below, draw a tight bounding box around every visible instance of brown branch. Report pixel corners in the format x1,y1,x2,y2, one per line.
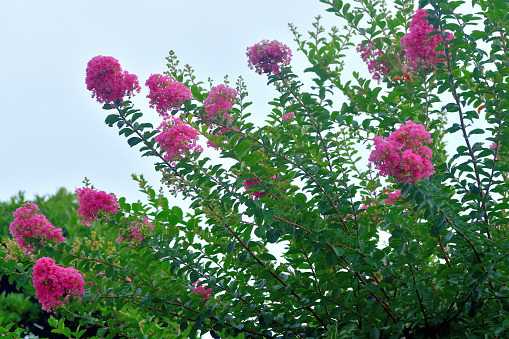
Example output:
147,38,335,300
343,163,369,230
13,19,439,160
222,222,327,329
437,235,452,268
408,263,429,326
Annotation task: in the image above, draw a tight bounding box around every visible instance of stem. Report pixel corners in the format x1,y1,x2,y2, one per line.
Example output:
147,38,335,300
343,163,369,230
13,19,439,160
221,221,328,329
408,263,429,326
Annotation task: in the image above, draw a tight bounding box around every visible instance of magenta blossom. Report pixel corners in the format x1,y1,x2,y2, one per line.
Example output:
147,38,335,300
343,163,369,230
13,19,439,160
155,116,202,164
76,188,120,226
33,257,85,312
400,9,454,70
384,190,404,205
192,280,212,301
356,41,392,83
86,56,140,104
116,218,155,247
203,85,237,125
247,40,292,75
9,203,65,254
491,142,500,160
369,120,434,184
146,74,191,116
244,178,268,200
282,112,295,122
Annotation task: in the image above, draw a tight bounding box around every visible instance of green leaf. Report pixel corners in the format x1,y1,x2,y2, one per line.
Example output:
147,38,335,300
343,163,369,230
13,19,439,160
294,154,302,165
254,226,265,238
105,114,120,126
468,128,485,136
128,137,142,147
48,317,57,328
266,230,279,243
431,214,447,237
226,241,235,253
190,270,200,283
239,253,250,263
236,139,251,157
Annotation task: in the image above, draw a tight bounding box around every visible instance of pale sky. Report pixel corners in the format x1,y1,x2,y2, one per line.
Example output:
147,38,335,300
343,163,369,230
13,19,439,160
0,0,362,204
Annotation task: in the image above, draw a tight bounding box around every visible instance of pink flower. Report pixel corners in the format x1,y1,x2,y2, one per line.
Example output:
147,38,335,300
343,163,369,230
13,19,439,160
490,142,500,160
155,116,202,164
384,190,404,205
247,40,292,75
9,203,65,254
244,178,268,200
356,41,392,82
116,218,153,246
203,85,237,125
146,74,191,116
192,281,212,300
76,188,120,226
85,56,141,104
282,112,295,122
32,257,85,312
400,9,455,70
360,203,381,223
369,120,434,183
142,217,155,230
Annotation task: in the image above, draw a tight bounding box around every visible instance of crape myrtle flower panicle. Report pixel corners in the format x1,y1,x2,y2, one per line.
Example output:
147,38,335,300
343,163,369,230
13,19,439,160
246,39,292,75
369,120,434,184
203,84,237,124
155,116,203,164
282,112,295,122
76,188,120,226
146,74,191,117
384,190,404,205
9,203,65,254
400,9,455,70
491,142,501,160
85,56,141,104
192,280,212,300
33,257,85,312
116,218,155,247
356,41,392,83
244,178,268,200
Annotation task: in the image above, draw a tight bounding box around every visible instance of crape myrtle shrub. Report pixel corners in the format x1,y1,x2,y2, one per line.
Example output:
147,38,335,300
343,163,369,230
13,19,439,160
2,0,509,338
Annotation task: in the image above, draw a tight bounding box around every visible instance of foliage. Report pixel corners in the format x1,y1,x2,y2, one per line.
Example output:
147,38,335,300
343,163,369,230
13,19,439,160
2,0,509,338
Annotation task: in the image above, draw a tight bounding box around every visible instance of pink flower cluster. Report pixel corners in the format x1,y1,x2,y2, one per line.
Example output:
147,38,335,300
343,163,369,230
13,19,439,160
360,203,381,223
192,281,212,300
116,218,154,247
246,40,292,75
76,188,120,226
356,42,392,82
369,120,434,184
203,85,237,124
282,112,295,122
155,116,203,163
9,203,65,254
85,56,141,104
400,9,455,70
384,190,404,205
146,74,191,116
244,178,268,200
32,257,85,312
491,142,500,160
244,175,282,200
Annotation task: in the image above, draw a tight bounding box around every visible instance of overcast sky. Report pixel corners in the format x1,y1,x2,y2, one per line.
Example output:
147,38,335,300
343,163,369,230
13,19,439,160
0,0,367,205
